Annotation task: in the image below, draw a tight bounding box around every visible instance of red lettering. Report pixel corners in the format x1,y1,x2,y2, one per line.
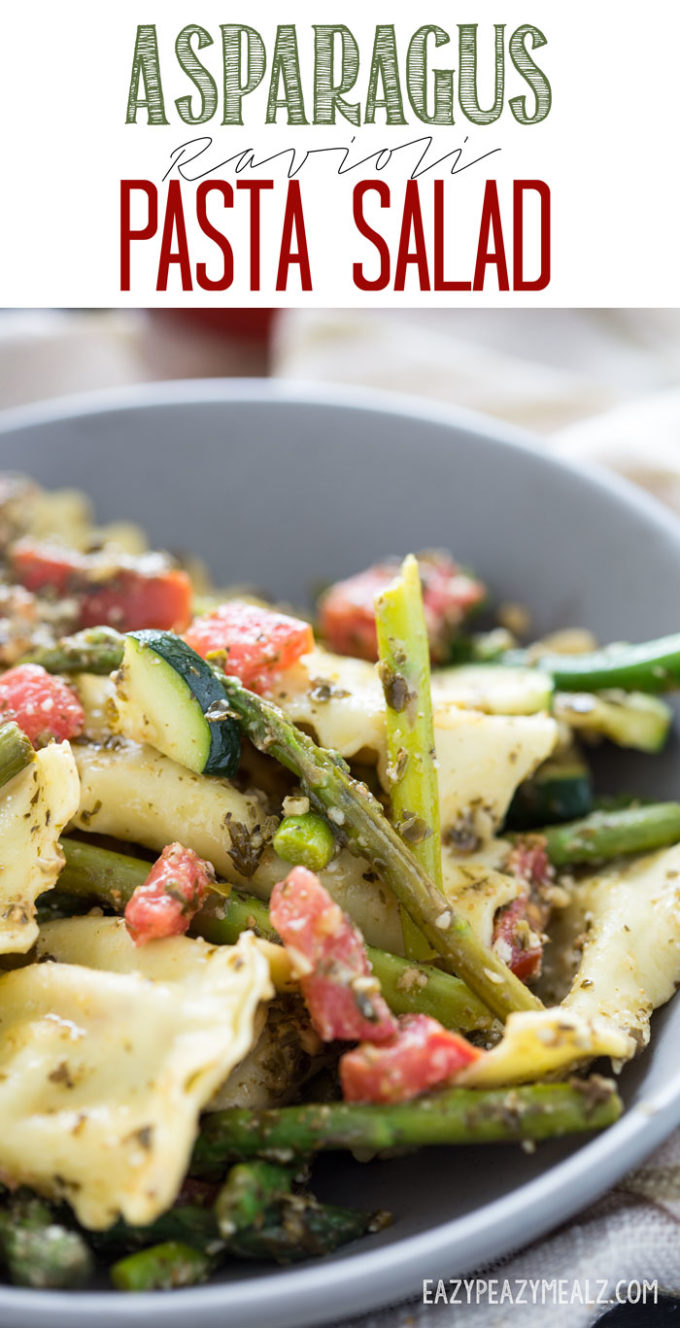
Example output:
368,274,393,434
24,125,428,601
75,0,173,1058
473,181,509,292
434,179,471,292
120,181,157,291
394,181,430,292
156,180,192,291
513,180,550,291
276,181,312,291
196,181,233,291
352,182,391,291
236,180,274,291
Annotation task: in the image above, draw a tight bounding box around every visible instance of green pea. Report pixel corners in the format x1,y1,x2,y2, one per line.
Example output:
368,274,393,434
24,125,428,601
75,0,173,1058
273,813,336,872
110,1242,210,1292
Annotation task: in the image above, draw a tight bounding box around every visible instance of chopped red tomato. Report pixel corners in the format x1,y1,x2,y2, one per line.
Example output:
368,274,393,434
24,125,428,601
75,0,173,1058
492,835,554,982
492,894,544,982
11,543,78,596
77,568,192,632
269,866,397,1043
318,553,486,663
11,541,192,633
185,600,314,692
124,842,215,946
0,663,84,747
340,1013,482,1104
505,835,553,890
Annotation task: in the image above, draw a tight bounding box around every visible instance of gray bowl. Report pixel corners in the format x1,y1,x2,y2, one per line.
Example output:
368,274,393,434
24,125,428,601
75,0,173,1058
0,380,679,1328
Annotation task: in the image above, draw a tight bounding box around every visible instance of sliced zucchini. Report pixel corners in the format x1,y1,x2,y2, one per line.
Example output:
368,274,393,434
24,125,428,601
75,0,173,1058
432,664,554,715
553,689,672,754
446,628,516,665
505,746,593,830
113,631,240,776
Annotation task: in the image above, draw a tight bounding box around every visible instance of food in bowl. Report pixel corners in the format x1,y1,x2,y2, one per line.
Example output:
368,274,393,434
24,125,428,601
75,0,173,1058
0,471,679,1291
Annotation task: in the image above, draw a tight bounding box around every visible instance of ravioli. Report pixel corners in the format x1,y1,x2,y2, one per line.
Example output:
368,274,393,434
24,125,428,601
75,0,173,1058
431,705,557,841
268,648,385,758
208,997,323,1113
0,741,79,954
458,1007,631,1086
563,842,680,1049
0,920,272,1229
71,740,269,884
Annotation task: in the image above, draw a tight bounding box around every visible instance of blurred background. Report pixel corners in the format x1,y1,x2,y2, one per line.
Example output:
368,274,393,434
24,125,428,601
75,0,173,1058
4,307,680,513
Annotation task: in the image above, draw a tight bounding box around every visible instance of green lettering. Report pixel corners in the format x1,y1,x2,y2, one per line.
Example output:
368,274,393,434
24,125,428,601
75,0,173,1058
365,25,406,125
458,24,504,126
266,25,308,124
175,26,217,125
221,25,266,126
125,24,168,125
313,25,360,126
407,26,454,126
509,26,551,124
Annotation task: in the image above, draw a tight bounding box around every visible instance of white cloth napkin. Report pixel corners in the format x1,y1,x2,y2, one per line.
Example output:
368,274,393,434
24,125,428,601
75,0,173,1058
273,309,680,517
3,307,680,1324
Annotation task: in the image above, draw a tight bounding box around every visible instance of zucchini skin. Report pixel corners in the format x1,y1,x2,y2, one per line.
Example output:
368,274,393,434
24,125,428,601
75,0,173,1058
505,759,593,830
127,630,240,777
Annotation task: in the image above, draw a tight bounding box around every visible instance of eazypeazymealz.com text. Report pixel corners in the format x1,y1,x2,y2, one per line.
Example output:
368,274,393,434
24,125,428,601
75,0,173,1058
423,1278,659,1307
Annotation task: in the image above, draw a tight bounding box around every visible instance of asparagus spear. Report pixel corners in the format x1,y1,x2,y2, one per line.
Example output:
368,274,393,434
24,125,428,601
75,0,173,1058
375,553,442,961
0,720,34,790
0,1193,93,1289
216,1161,388,1263
56,838,494,1031
110,1241,211,1291
95,1204,219,1254
192,1079,622,1170
541,802,680,866
58,837,148,911
214,676,541,1021
101,1164,379,1269
22,626,125,675
224,1197,383,1263
215,1161,294,1237
361,945,493,1031
504,632,680,694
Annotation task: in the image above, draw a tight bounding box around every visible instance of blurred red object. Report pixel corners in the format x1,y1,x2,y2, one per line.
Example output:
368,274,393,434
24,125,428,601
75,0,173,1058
169,309,277,341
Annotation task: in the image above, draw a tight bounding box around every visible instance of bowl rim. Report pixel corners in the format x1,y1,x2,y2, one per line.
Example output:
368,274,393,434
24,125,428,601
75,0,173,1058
2,372,680,552
0,377,679,1326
